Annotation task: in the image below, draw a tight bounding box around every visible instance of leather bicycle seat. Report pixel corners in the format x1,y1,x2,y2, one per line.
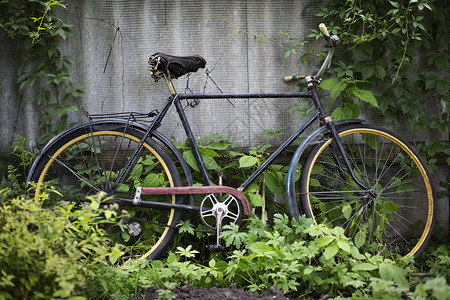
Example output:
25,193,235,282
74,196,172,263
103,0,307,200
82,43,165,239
149,52,206,81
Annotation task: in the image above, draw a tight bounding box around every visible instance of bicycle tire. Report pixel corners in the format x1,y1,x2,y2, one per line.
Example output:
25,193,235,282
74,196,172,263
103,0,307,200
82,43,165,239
28,121,183,260
299,123,435,259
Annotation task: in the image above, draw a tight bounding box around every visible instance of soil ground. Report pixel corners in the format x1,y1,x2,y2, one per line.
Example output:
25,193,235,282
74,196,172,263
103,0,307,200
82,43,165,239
131,284,302,299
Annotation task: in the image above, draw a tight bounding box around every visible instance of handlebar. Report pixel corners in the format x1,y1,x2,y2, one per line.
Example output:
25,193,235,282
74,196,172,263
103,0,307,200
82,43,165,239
319,23,330,37
284,23,340,83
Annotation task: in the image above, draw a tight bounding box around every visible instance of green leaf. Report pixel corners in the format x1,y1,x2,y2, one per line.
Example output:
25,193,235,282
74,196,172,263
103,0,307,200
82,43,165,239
342,204,352,219
336,239,351,253
382,201,399,213
206,141,232,150
239,155,259,168
319,78,339,90
352,263,378,271
202,154,222,171
344,280,366,288
373,65,386,79
65,105,78,112
129,164,143,179
389,1,400,8
421,277,450,299
351,87,379,108
309,178,321,186
362,133,380,151
90,199,100,210
316,236,335,248
331,105,358,120
199,147,219,158
379,263,409,288
116,183,129,192
109,244,125,264
221,223,246,248
143,173,162,187
330,81,347,100
323,244,339,260
177,220,195,235
354,230,366,248
350,246,366,260
248,192,263,207
263,171,284,195
361,65,374,79
183,150,199,172
248,241,274,256
209,258,216,268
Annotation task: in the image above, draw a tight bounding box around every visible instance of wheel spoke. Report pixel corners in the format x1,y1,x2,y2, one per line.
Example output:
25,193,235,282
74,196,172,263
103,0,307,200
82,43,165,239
32,124,183,261
45,154,101,193
299,125,434,259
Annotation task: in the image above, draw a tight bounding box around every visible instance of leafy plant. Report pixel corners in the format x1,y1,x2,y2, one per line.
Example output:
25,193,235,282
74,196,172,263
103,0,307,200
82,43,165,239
307,0,449,177
0,190,125,299
0,0,85,145
174,133,237,177
83,212,450,299
0,135,35,197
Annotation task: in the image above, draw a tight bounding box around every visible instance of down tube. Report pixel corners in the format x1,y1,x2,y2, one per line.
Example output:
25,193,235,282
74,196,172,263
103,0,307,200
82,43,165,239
239,109,321,191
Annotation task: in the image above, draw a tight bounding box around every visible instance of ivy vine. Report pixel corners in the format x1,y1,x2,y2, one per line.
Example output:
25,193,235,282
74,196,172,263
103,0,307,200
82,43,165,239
0,0,85,145
304,0,449,187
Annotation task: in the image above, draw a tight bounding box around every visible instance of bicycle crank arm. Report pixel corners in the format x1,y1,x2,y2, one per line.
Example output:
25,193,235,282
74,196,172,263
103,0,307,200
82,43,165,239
137,186,251,215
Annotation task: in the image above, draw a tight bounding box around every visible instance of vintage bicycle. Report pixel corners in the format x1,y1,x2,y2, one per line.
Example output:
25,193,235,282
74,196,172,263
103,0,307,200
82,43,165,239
27,24,435,260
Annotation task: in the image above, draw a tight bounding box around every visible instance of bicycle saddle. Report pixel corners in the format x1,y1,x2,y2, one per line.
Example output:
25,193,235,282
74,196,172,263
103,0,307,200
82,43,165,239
149,52,206,81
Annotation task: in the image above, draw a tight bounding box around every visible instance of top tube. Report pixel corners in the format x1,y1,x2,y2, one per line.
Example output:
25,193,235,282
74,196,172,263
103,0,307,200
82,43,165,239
177,92,313,100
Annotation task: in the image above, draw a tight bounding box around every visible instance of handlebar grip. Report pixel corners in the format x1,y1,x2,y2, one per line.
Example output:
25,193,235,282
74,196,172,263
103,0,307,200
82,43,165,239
284,75,295,82
319,23,330,37
284,74,306,82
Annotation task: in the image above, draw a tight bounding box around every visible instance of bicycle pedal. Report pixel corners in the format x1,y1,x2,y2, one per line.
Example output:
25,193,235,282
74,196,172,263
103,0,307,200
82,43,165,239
208,245,228,252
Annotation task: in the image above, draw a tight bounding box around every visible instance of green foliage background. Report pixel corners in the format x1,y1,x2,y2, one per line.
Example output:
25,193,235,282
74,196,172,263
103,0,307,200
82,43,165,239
305,0,449,176
0,0,85,145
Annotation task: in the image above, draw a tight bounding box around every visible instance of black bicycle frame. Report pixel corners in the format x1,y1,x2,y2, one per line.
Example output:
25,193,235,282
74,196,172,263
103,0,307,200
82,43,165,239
177,91,322,191
110,81,369,200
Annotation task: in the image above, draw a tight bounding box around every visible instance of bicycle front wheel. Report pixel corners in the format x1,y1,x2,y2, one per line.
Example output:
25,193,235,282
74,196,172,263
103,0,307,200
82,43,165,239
28,121,183,260
299,124,435,259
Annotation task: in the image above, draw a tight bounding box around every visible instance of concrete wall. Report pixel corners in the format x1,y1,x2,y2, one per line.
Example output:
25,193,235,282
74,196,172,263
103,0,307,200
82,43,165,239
2,1,447,147
0,0,324,152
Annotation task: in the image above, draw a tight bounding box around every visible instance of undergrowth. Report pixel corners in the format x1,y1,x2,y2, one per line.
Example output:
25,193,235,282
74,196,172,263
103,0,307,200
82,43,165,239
0,190,125,300
85,214,449,300
1,135,448,300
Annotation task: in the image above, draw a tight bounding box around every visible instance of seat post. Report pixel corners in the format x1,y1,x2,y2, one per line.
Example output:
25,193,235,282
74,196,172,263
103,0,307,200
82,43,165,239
163,72,177,95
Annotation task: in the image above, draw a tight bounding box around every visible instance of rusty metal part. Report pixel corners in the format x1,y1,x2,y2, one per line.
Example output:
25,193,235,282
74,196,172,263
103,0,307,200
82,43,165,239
139,186,251,215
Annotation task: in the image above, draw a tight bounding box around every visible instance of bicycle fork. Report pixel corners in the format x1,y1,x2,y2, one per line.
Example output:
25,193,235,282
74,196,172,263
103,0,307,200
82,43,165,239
325,118,371,191
309,84,371,193
324,118,379,237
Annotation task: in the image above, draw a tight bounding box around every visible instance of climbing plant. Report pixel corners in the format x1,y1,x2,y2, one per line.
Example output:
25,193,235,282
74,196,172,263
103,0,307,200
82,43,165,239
0,0,84,145
306,0,449,173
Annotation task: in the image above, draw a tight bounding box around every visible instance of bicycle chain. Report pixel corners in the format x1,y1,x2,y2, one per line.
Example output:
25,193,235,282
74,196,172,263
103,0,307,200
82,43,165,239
129,216,214,234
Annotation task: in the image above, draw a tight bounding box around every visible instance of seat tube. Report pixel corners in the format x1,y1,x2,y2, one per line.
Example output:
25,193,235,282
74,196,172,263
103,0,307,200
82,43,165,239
173,95,213,186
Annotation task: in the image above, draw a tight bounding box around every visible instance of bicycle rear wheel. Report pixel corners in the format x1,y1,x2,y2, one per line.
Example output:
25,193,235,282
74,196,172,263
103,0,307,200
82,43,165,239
28,121,183,260
299,124,435,259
